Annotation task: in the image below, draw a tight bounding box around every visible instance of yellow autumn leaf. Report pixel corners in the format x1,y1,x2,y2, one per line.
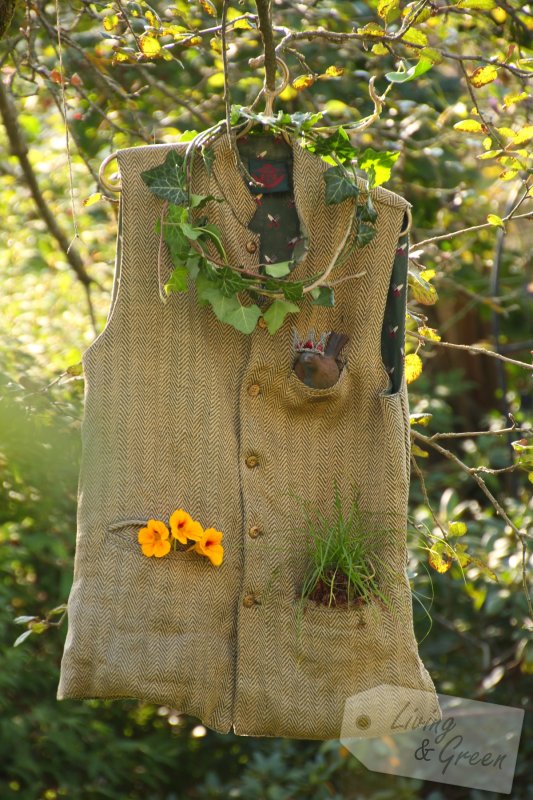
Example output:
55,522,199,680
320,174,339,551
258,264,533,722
83,193,102,207
499,169,519,181
139,33,162,57
378,0,400,20
487,214,505,228
402,28,428,47
411,444,429,458
292,74,316,91
428,544,452,574
419,268,436,281
528,472,533,485
371,43,389,55
496,126,515,138
199,0,217,16
420,47,443,64
103,14,119,32
418,326,441,341
411,283,438,306
449,521,468,537
410,413,433,426
511,126,533,146
469,65,499,87
356,23,385,37
454,119,484,133
233,18,252,30
503,91,529,108
325,65,345,77
405,353,423,384
457,0,496,8
476,149,502,160
402,2,432,22
145,10,161,28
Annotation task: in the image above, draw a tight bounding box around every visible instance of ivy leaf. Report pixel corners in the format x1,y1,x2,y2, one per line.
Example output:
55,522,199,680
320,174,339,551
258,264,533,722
224,304,263,334
141,150,187,205
358,148,400,187
264,261,291,278
179,221,204,240
288,110,323,132
164,266,189,294
201,286,241,322
358,195,378,223
189,193,221,209
310,286,335,307
216,266,248,296
385,57,433,83
324,167,360,205
282,281,304,302
201,146,215,176
262,299,300,335
355,222,376,247
306,127,357,164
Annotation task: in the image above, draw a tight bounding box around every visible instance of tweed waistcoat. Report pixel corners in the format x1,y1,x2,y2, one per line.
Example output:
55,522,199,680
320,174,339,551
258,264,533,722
57,133,441,740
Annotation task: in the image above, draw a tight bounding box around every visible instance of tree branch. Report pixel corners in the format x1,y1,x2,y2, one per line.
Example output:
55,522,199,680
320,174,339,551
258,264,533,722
255,0,277,92
0,77,98,326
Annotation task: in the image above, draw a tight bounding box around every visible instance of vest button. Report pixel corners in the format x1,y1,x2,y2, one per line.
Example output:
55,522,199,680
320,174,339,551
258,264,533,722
257,316,267,329
246,241,257,254
245,455,259,468
243,593,257,608
247,384,261,397
248,525,261,538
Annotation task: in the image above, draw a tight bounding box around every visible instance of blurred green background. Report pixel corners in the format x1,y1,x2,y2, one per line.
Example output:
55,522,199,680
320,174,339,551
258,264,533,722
1,1,532,798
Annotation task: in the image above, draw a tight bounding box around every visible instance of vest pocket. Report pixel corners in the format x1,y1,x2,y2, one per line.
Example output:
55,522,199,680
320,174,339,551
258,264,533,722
107,519,204,562
291,597,392,674
283,362,350,408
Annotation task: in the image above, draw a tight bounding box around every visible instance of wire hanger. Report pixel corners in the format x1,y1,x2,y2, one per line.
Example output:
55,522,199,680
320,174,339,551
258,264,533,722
235,56,291,144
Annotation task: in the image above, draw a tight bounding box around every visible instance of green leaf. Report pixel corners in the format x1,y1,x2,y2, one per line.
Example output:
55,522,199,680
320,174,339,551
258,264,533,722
324,167,360,205
201,286,241,321
358,148,400,187
358,195,378,223
385,57,433,83
217,266,248,296
310,286,335,307
201,146,215,176
262,299,300,334
189,193,221,209
356,222,377,247
487,213,505,229
198,223,226,259
13,630,33,647
305,127,358,164
264,261,292,278
164,266,189,294
140,150,187,205
179,221,203,240
282,281,304,302
224,303,263,334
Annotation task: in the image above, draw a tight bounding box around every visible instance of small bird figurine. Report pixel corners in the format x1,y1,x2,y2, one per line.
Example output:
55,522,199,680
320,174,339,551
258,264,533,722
293,332,350,389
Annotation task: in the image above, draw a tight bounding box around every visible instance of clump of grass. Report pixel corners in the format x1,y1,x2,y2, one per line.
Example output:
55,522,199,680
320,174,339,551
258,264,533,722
291,479,394,612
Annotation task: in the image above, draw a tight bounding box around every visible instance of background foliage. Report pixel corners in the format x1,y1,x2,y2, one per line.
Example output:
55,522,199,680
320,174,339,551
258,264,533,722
0,0,532,798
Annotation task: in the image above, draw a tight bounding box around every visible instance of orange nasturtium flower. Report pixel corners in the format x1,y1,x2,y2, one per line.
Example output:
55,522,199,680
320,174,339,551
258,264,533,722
188,527,224,567
138,519,171,558
169,508,203,544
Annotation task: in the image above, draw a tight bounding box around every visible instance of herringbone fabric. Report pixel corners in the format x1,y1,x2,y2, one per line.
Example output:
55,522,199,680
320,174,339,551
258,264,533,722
57,132,441,739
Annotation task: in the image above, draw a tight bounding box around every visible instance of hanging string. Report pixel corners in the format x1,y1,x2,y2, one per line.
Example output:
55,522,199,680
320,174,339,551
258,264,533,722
55,0,79,248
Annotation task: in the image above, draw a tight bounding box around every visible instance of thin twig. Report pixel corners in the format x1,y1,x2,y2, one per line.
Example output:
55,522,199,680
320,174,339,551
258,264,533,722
412,429,533,618
408,330,533,370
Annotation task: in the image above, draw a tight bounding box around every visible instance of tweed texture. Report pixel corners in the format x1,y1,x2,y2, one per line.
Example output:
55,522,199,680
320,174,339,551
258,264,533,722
57,133,441,739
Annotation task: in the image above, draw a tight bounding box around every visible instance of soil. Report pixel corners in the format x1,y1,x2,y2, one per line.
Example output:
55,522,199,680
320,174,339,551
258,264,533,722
303,569,388,610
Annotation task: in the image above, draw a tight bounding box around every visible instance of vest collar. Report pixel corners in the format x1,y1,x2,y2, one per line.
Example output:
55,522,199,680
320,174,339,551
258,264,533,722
207,131,356,282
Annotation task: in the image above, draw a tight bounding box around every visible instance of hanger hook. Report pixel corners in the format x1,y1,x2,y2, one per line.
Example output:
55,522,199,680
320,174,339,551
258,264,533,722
237,56,290,139
99,152,122,193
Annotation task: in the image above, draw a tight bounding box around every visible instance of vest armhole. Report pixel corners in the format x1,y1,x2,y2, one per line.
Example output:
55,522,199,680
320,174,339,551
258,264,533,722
81,193,124,366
